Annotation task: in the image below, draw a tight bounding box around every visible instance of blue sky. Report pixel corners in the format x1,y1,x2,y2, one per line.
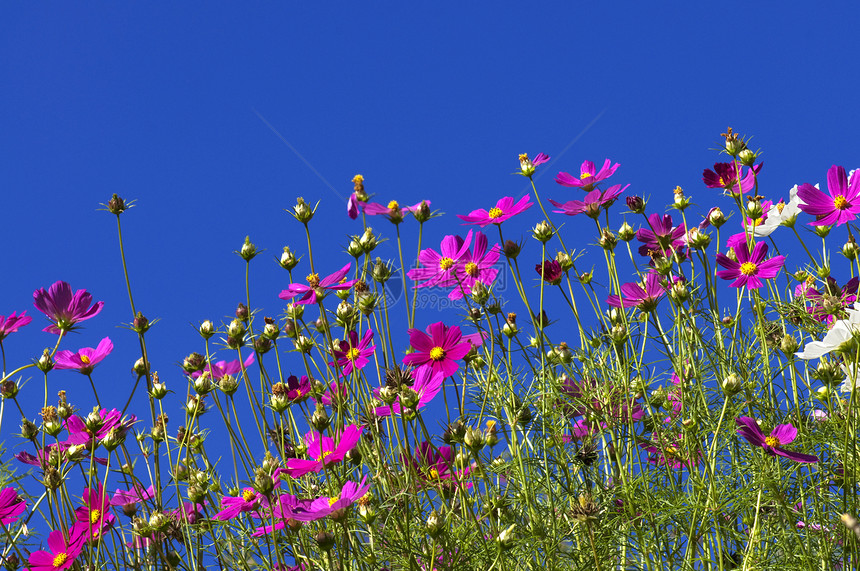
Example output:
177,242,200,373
2,3,860,443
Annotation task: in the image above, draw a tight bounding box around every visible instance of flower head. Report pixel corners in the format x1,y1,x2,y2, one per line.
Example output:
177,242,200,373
0,487,26,525
403,322,481,379
606,272,666,312
548,184,628,218
448,232,500,300
405,442,471,486
795,304,860,360
279,264,357,305
636,213,687,259
191,353,255,380
796,165,860,226
289,477,370,522
535,260,563,285
518,152,549,177
362,199,431,224
284,425,363,478
54,337,113,375
457,196,533,227
375,366,444,417
28,528,84,571
736,417,819,463
407,231,473,290
33,281,104,335
330,329,375,377
0,311,32,341
702,162,762,196
556,159,620,191
716,241,785,290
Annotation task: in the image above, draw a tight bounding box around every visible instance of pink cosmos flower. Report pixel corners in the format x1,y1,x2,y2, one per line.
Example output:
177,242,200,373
330,329,375,377
250,494,314,537
548,184,629,218
28,528,84,571
641,433,700,470
191,353,255,380
279,264,357,305
375,366,444,417
53,337,113,375
535,260,563,285
457,196,533,227
448,232,501,300
33,281,104,335
284,425,363,478
65,408,136,447
0,311,32,341
702,162,762,196
362,199,430,224
518,152,550,177
796,165,860,226
556,159,620,191
110,484,154,508
636,213,687,259
404,442,471,485
736,417,819,463
214,487,273,521
288,477,370,522
284,374,312,402
407,231,473,290
0,487,26,525
72,485,115,546
312,380,347,408
347,193,359,220
606,272,666,312
716,242,786,290
796,277,859,324
403,322,478,379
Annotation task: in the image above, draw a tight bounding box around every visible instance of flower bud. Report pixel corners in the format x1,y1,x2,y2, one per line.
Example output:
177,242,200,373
37,349,54,373
427,510,443,537
150,378,168,400
315,530,335,551
294,335,314,354
687,228,711,250
133,357,150,376
357,293,378,316
780,334,799,355
199,320,216,339
1,379,19,399
378,386,398,406
470,280,490,305
413,200,432,223
673,186,691,210
359,228,378,253
133,311,150,334
218,374,239,395
722,374,742,396
184,395,206,416
372,258,392,283
279,247,299,271
20,418,38,440
670,282,688,304
43,466,63,490
227,318,246,340
813,225,832,238
399,387,420,410
239,236,258,261
618,221,636,242
843,240,860,261
744,198,764,221
262,317,280,340
497,524,517,550
310,404,330,431
107,193,127,215
149,511,170,532
738,148,756,167
707,207,725,228
609,324,628,345
347,238,363,258
192,373,213,395
464,426,484,450
503,240,521,259
598,229,617,251
626,195,645,214
292,197,315,224
532,221,554,243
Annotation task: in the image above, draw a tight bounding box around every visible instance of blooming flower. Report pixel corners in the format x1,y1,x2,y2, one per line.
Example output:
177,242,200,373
213,487,272,521
715,241,785,290
753,187,803,237
284,425,363,478
192,353,256,380
65,408,137,447
556,159,620,191
110,484,155,507
518,152,549,177
797,277,859,324
403,322,479,379
33,281,104,334
53,337,113,375
72,484,115,545
407,231,473,290
606,272,666,312
736,417,819,463
448,232,500,300
404,442,471,485
28,528,84,571
362,199,430,224
795,304,860,360
548,184,628,218
641,433,700,470
0,311,32,341
636,213,687,259
279,264,357,305
283,374,312,402
375,366,444,417
796,165,860,226
702,162,762,196
0,487,26,525
457,196,533,227
288,477,370,521
330,328,375,377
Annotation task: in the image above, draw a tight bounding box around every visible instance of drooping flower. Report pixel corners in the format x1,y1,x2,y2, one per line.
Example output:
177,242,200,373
28,528,84,571
407,231,473,290
362,199,431,224
796,165,860,226
518,152,550,177
448,232,501,300
284,425,363,478
402,322,476,379
375,366,444,417
330,329,375,377
606,272,666,312
556,159,620,191
548,184,629,218
0,487,26,525
279,264,357,305
715,241,786,290
702,162,762,196
288,477,371,522
0,311,32,341
535,260,563,285
346,193,359,220
457,196,533,227
33,281,104,335
191,353,256,380
636,213,687,259
53,337,113,375
735,417,819,463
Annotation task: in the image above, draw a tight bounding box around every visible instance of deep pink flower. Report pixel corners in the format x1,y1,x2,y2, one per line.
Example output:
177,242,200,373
284,425,363,478
402,322,475,379
312,380,347,408
457,196,533,227
448,232,501,300
288,477,370,521
556,159,620,191
796,165,860,226
53,337,113,375
213,487,272,521
518,152,550,177
250,494,314,537
65,408,136,447
0,311,32,341
28,528,84,571
330,328,375,377
192,353,255,380
548,184,628,218
606,272,666,312
702,162,762,196
535,260,563,285
716,242,785,290
0,487,26,525
33,281,104,335
404,442,471,485
279,264,357,305
284,374,312,402
796,277,859,324
110,484,154,508
641,433,700,470
347,193,359,220
636,213,687,259
736,417,819,463
72,484,115,546
362,199,430,223
407,231,473,290
375,366,444,417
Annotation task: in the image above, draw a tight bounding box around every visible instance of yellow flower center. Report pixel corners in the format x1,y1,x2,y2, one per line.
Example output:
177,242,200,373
321,450,334,460
387,200,400,210
80,355,91,364
242,488,256,502
53,553,68,567
306,273,320,287
352,174,364,184
328,495,340,507
518,153,529,162
776,201,786,214
429,347,446,361
740,262,757,276
346,347,361,361
834,195,849,210
664,446,679,458
580,171,592,180
764,435,780,447
429,468,440,479
488,207,504,219
90,509,101,524
438,257,454,270
465,262,479,277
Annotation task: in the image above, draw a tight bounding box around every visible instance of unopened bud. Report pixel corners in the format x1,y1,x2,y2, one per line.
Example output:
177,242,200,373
279,247,299,271
37,349,54,373
239,236,257,261
292,197,315,223
618,221,635,242
199,320,216,339
133,357,149,376
532,221,554,243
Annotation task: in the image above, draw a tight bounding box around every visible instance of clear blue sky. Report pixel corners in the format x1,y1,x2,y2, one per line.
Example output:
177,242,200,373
2,3,859,441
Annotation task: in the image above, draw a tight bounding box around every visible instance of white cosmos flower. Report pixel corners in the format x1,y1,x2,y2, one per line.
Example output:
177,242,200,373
754,184,808,238
796,303,860,360
840,363,859,394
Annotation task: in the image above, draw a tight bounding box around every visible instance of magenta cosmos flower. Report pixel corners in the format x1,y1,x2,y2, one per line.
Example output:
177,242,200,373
283,374,312,402
284,424,363,478
375,366,444,417
192,353,255,380
403,321,479,379
405,442,471,485
636,213,687,259
362,199,430,224
330,328,375,376
72,484,116,546
407,231,473,290
288,477,370,522
797,277,859,324
716,242,785,290
0,487,26,525
65,408,136,446
33,281,104,335
518,152,550,177
548,184,628,218
556,159,620,191
110,484,154,507
796,165,860,226
736,417,819,463
279,264,357,305
347,193,359,220
535,260,563,285
0,311,32,341
702,162,762,196
53,337,113,375
606,272,666,312
448,232,501,300
457,196,533,227
28,528,84,571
